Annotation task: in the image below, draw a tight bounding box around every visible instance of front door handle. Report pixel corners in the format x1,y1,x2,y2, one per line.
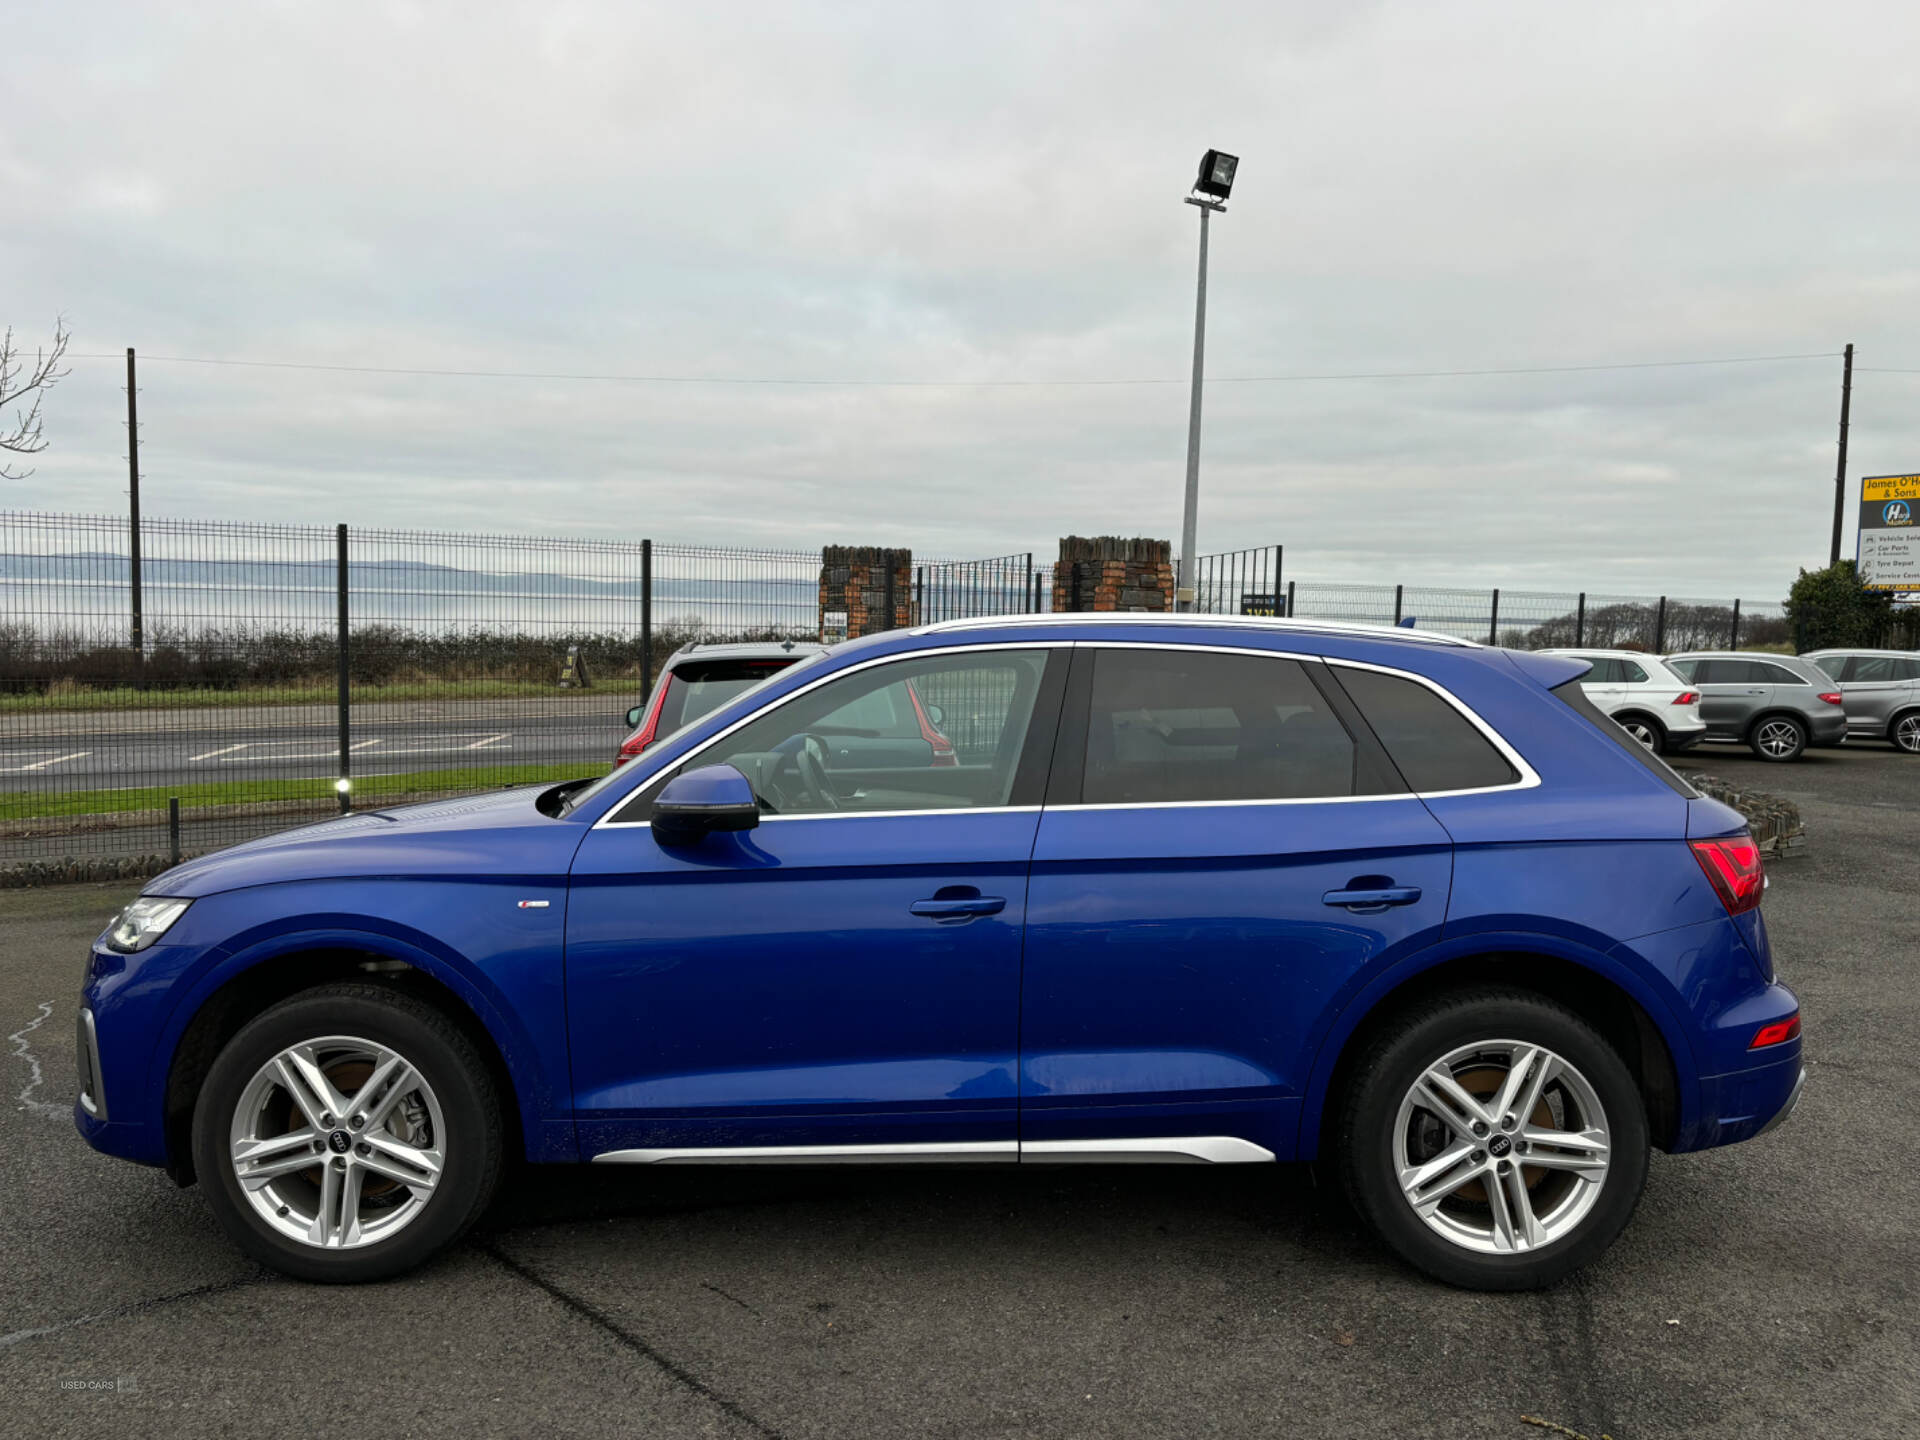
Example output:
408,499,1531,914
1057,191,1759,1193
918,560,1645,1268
1322,885,1422,913
910,892,1007,921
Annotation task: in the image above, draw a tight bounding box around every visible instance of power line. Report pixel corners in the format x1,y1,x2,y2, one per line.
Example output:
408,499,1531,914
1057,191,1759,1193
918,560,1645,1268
67,349,1844,388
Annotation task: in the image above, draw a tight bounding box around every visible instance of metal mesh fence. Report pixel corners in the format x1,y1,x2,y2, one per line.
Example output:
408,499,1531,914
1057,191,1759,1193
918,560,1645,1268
0,508,1818,880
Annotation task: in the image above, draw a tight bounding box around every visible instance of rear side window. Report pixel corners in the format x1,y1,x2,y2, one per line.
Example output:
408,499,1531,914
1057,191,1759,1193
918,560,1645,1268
1842,655,1920,683
1081,649,1361,803
1619,659,1650,684
1754,661,1808,686
1693,658,1764,684
655,658,800,736
1574,657,1620,683
1667,658,1698,682
1332,667,1520,793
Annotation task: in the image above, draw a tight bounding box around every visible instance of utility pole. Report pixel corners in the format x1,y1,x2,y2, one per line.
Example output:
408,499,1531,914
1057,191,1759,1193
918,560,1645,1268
1829,342,1853,567
126,347,144,656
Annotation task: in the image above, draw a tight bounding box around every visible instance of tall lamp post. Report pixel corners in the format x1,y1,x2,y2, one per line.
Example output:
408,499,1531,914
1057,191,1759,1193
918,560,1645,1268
1176,148,1238,613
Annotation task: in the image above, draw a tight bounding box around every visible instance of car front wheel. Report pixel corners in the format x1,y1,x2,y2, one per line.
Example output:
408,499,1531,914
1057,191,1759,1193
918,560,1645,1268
1749,715,1807,762
191,983,504,1283
1336,987,1648,1291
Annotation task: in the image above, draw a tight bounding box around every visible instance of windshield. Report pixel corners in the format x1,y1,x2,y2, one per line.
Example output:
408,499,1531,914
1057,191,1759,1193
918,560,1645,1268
559,650,829,815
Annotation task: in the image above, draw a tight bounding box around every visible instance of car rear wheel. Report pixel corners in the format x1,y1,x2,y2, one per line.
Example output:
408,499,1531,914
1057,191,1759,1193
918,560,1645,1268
1749,715,1807,762
1615,713,1665,753
1892,712,1920,755
1335,987,1648,1291
192,983,503,1283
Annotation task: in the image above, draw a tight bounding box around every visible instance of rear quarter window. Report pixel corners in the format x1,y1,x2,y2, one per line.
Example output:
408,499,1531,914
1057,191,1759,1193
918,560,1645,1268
1330,666,1520,793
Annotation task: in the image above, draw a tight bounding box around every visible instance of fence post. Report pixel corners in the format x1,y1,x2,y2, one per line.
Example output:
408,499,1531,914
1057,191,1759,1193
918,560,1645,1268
1274,545,1283,605
640,538,653,701
1393,584,1403,625
1285,579,1296,619
1023,553,1033,615
1729,598,1741,651
336,523,351,814
126,348,144,659
1654,595,1667,654
883,562,896,632
168,797,180,868
1574,593,1586,647
1488,588,1500,646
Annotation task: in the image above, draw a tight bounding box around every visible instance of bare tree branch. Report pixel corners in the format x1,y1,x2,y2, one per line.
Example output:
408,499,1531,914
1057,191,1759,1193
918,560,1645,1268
0,318,73,480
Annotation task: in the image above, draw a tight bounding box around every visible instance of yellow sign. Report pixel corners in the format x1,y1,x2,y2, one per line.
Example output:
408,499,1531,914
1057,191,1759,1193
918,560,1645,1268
1863,474,1920,502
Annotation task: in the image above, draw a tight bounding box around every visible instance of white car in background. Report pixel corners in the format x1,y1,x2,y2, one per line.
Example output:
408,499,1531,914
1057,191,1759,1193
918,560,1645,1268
1541,648,1706,754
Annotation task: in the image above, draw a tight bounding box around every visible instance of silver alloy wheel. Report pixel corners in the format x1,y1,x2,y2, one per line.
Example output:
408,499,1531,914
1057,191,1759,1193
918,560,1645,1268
1393,1039,1611,1255
1896,714,1920,754
229,1034,445,1250
1619,718,1658,751
1755,719,1802,759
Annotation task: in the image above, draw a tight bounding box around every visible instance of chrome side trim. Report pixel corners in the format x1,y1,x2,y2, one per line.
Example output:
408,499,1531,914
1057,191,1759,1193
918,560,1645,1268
77,1008,105,1120
913,613,1479,647
592,640,1072,829
1754,1066,1806,1139
589,1137,1278,1165
592,1141,1018,1165
1021,1136,1276,1164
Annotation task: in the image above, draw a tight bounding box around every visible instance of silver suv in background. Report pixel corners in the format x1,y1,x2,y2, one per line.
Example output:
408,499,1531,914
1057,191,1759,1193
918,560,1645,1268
1664,652,1847,762
1803,650,1920,754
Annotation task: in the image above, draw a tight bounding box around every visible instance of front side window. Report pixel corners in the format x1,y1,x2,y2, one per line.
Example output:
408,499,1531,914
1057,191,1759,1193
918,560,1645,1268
1333,666,1521,793
1843,655,1906,683
620,649,1051,821
1080,649,1361,804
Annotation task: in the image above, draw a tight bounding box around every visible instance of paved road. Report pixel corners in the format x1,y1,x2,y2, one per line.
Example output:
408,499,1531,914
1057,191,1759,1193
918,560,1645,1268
0,697,629,792
1,750,1915,1436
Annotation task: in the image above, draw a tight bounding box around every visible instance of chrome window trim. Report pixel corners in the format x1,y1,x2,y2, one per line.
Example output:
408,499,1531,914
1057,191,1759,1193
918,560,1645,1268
591,640,1073,829
1323,656,1542,798
1045,642,1539,808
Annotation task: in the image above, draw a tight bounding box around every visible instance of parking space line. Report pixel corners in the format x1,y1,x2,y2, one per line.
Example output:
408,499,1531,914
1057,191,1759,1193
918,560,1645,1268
188,743,250,762
0,751,92,774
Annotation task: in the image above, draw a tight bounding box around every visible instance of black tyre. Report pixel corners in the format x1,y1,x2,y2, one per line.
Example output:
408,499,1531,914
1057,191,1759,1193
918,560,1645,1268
1748,714,1807,762
1891,711,1920,755
191,983,504,1283
1335,987,1649,1291
1613,713,1666,754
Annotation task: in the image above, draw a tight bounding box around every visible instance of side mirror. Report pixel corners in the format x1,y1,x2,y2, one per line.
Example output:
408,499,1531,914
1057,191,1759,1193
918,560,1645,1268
625,705,645,729
924,704,945,727
652,764,760,846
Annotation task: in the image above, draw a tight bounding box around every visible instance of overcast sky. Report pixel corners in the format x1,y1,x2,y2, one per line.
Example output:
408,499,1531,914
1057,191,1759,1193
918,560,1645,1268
8,0,1920,597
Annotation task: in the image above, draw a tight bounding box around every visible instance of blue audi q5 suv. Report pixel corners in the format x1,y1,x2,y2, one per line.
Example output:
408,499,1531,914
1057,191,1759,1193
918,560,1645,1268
76,616,1803,1289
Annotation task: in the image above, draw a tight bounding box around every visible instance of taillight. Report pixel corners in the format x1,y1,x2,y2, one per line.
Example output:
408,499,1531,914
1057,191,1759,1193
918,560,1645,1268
1672,691,1699,706
1690,835,1765,916
1750,1015,1801,1049
614,679,673,766
1817,692,1843,706
905,683,958,767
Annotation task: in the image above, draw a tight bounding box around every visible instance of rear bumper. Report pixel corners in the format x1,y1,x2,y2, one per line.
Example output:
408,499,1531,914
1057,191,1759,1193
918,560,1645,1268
1809,711,1849,746
1676,1047,1804,1150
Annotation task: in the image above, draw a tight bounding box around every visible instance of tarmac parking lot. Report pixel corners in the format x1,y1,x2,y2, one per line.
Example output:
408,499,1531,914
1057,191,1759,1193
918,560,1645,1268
1,746,1915,1438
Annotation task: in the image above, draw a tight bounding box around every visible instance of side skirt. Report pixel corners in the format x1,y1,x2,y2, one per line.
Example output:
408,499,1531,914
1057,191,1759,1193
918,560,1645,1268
590,1137,1275,1166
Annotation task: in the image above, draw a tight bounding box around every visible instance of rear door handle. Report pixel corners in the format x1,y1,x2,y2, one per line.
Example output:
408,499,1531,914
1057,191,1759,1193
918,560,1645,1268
1322,886,1422,913
910,895,1007,921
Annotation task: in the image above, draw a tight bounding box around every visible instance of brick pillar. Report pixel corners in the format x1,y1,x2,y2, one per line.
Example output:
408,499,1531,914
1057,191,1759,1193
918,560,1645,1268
1050,537,1174,613
819,546,913,641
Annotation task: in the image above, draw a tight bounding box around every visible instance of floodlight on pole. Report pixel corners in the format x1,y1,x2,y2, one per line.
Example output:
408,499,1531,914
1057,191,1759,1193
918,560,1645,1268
1176,149,1237,613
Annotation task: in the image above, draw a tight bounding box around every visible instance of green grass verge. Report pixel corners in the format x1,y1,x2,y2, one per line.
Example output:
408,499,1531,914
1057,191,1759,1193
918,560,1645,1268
0,680,613,713
1,763,593,821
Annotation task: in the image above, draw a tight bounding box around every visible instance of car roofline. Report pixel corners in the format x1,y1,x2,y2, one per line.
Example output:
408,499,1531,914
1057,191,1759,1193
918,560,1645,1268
909,613,1480,647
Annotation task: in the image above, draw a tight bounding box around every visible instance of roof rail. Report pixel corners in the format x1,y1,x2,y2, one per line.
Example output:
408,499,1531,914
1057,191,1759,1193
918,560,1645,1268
909,613,1480,647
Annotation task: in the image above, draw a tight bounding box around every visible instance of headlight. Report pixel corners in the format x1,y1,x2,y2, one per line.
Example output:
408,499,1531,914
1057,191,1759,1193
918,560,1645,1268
105,897,192,953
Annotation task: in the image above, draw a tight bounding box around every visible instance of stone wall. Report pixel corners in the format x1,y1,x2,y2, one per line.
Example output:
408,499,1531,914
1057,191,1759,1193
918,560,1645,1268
819,546,913,640
1051,536,1174,613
